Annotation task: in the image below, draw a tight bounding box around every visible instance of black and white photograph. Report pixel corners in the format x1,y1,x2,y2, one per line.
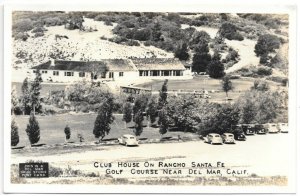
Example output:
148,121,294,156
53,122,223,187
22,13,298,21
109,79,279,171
1,1,298,194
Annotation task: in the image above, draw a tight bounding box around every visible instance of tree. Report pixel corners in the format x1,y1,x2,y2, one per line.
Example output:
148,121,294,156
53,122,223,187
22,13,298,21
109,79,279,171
25,113,40,146
122,102,132,128
30,70,43,115
158,79,168,110
207,51,225,78
192,42,211,73
93,97,115,142
251,80,270,91
218,22,244,41
64,125,71,142
11,86,18,115
189,30,211,49
222,76,233,99
174,42,189,61
254,34,280,65
147,97,158,126
158,107,168,136
21,77,31,115
134,110,144,136
11,117,19,147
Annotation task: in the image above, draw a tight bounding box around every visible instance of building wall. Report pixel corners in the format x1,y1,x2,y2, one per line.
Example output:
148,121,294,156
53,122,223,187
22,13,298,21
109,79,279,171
34,69,92,83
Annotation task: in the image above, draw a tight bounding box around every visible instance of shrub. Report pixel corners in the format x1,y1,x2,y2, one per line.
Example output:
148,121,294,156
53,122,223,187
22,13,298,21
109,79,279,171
256,67,272,76
25,113,40,146
219,22,244,41
133,28,152,41
11,118,19,147
125,39,140,46
34,32,44,37
14,32,29,41
64,125,71,140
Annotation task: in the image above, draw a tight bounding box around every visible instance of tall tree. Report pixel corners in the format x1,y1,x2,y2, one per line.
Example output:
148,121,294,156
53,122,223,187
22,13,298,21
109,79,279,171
222,75,233,99
93,97,115,142
25,112,40,146
11,117,19,147
64,125,71,143
174,42,189,61
30,70,43,115
134,110,144,136
147,97,158,126
158,79,168,110
158,107,168,136
11,86,18,115
122,102,132,128
254,34,280,65
21,77,31,115
207,51,225,78
192,42,211,73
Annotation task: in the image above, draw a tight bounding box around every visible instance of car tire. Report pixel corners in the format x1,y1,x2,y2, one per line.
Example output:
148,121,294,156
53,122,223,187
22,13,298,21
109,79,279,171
125,142,128,146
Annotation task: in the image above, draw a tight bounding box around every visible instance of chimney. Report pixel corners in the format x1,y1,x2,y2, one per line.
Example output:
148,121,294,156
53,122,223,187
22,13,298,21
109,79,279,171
50,59,55,66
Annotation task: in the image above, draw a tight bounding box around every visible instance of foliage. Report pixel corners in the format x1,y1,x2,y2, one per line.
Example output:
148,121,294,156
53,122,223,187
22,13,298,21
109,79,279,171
134,110,144,136
25,113,40,145
167,96,199,132
218,22,244,41
207,52,225,78
64,125,71,140
11,86,19,115
21,77,31,115
221,76,233,98
147,97,158,125
254,34,281,65
192,42,211,73
174,42,189,61
30,70,43,114
189,31,211,50
158,107,168,135
122,102,133,125
11,117,19,146
158,79,168,110
93,97,115,141
251,80,270,91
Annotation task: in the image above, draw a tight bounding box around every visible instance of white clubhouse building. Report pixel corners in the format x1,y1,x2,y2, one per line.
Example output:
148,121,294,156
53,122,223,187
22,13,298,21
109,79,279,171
31,58,192,83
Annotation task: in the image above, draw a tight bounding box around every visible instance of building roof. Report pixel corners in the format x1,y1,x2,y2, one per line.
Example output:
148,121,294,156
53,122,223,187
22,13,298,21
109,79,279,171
32,60,107,72
104,59,137,72
32,58,186,72
131,58,186,71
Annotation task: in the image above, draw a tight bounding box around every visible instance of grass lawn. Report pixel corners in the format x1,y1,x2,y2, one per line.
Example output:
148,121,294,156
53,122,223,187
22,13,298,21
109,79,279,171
14,114,198,147
136,76,284,102
12,82,67,97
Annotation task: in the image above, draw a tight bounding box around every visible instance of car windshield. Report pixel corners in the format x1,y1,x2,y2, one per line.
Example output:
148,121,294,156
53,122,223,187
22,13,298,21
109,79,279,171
214,135,220,137
130,137,135,139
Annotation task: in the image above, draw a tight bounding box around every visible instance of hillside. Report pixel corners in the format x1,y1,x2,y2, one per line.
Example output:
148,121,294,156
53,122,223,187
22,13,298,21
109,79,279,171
12,12,289,82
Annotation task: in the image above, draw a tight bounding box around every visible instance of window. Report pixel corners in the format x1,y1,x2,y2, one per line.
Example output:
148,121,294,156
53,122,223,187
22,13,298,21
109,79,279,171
101,72,106,78
119,72,124,77
42,70,48,74
143,71,148,76
152,70,159,76
53,71,59,76
162,70,170,76
79,72,85,77
64,71,74,76
139,71,143,76
174,70,181,76
33,70,36,73
109,72,114,78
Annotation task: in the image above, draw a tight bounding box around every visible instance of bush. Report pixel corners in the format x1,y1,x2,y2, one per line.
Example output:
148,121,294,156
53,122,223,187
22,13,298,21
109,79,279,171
219,22,244,41
256,67,272,76
125,39,140,46
31,26,47,33
133,28,152,41
14,32,29,41
34,32,44,37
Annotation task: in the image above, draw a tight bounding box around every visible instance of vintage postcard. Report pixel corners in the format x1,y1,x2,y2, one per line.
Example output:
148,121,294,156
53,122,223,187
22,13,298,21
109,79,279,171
2,1,298,194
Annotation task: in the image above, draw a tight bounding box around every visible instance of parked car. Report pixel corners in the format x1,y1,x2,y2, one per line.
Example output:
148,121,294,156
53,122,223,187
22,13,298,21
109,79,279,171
241,124,255,135
254,124,267,134
221,133,235,144
277,123,288,133
118,134,139,146
204,133,223,145
231,125,247,141
265,123,280,133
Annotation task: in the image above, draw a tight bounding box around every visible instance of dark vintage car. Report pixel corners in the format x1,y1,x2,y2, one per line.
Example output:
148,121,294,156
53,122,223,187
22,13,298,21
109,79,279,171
231,125,247,141
241,124,255,135
254,124,267,134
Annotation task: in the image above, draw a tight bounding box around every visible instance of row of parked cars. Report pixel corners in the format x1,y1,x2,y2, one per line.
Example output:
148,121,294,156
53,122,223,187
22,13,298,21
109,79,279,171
204,123,288,145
